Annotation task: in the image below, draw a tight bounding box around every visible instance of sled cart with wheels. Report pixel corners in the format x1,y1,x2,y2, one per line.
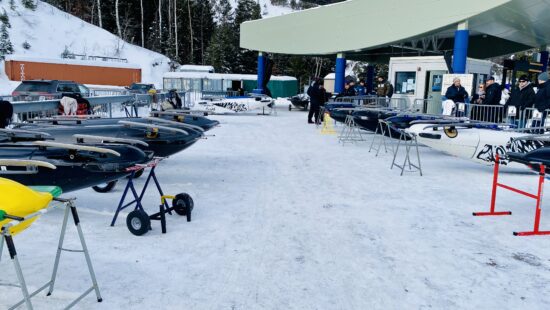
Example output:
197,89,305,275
126,193,194,236
111,158,194,236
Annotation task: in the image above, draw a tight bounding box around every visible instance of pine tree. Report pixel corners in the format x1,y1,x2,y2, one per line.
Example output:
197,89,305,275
205,0,236,72
205,25,238,73
0,9,10,28
233,0,261,73
9,0,16,10
190,0,215,64
290,0,298,9
22,0,37,10
0,23,14,60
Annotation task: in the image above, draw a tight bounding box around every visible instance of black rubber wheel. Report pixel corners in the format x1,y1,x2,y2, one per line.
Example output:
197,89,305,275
288,104,292,111
126,210,151,236
172,193,194,221
130,169,144,179
92,180,117,193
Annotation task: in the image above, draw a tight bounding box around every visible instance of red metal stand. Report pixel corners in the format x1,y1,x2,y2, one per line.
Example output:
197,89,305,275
513,163,550,236
472,154,512,216
473,154,550,236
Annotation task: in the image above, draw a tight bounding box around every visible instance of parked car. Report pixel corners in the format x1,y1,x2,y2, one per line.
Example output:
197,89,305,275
127,83,156,94
11,80,83,101
77,83,91,97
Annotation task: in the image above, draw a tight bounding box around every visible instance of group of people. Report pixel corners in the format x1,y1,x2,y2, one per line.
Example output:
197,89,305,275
445,76,503,105
306,76,394,123
445,72,550,126
339,76,394,98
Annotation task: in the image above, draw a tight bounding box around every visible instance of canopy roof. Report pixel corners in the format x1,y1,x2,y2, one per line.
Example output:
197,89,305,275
240,0,550,62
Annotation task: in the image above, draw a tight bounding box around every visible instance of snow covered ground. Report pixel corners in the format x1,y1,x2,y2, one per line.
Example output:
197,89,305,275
2,106,550,309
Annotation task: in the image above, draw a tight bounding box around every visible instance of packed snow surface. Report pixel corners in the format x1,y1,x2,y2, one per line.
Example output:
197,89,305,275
1,105,550,309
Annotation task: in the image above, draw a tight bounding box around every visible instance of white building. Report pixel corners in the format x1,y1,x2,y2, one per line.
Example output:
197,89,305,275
388,56,493,111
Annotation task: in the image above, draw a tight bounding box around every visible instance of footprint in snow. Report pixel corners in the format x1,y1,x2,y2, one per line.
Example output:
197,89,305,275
512,252,542,267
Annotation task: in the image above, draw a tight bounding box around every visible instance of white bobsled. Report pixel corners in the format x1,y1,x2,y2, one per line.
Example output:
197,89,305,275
194,95,274,114
406,123,549,167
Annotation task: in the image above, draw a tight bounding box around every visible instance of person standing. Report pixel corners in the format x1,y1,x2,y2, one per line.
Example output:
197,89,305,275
481,76,502,122
444,78,469,103
472,83,485,104
505,75,535,127
375,76,393,98
443,78,469,117
534,72,550,129
341,81,357,97
483,76,501,105
307,78,326,124
355,80,367,96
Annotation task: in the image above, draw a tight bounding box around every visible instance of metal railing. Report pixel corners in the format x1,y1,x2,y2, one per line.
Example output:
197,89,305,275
89,88,129,97
11,95,136,121
409,98,550,130
330,96,410,110
468,104,504,123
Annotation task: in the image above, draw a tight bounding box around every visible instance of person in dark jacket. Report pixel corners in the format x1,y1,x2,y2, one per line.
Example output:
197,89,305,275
355,80,366,96
533,72,550,130
444,78,469,103
483,76,501,105
307,78,326,124
340,81,357,97
0,100,13,129
505,75,535,127
375,76,393,98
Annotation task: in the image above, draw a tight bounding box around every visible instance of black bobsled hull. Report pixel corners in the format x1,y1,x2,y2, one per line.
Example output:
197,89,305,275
0,143,148,192
13,123,204,158
289,96,309,109
352,109,403,139
386,115,454,130
324,103,355,112
330,109,355,124
8,168,131,192
508,148,550,174
151,114,219,131
26,116,219,132
147,132,203,157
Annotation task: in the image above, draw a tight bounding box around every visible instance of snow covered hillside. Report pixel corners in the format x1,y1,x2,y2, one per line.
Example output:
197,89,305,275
0,0,171,94
230,0,296,17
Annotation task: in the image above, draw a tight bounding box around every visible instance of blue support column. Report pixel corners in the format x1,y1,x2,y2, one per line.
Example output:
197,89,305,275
335,53,346,94
452,29,469,74
366,65,375,94
541,50,549,73
255,52,265,94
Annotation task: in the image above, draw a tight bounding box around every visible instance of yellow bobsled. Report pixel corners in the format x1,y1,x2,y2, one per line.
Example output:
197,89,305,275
0,178,61,236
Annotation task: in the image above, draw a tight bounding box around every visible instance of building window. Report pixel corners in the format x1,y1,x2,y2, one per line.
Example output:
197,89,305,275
394,72,416,95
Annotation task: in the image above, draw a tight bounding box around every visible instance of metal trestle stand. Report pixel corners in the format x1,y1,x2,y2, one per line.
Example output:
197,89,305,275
390,129,423,176
0,198,102,310
369,119,394,156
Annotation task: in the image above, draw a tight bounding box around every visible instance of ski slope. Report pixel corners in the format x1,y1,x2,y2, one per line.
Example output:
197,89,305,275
1,105,550,309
